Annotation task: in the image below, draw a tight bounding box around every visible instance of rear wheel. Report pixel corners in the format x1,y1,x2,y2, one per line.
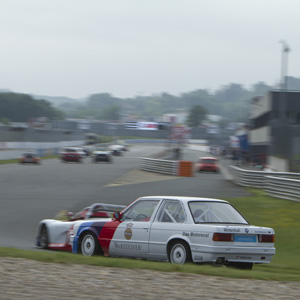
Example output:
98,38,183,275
168,241,191,264
227,262,253,270
79,232,101,256
39,225,49,249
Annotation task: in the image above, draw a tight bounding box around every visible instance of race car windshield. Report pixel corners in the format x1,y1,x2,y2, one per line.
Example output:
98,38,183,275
189,202,248,224
201,159,216,164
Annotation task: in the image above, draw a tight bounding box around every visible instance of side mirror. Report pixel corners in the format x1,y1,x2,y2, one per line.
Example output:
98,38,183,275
113,212,122,221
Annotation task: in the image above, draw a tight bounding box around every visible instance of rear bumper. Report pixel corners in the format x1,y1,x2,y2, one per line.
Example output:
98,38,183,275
62,158,80,161
190,244,275,263
199,167,218,171
95,157,110,161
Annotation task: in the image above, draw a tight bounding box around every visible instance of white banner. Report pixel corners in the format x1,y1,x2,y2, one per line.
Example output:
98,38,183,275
126,121,158,130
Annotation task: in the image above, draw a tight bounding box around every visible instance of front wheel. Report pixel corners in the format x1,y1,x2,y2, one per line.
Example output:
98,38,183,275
79,232,101,256
168,241,191,264
39,225,49,249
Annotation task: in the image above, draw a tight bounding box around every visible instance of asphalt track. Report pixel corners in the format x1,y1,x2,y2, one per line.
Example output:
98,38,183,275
0,145,250,251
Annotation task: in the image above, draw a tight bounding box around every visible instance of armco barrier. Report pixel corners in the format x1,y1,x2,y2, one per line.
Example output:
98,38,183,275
230,165,300,202
140,157,195,177
230,166,268,188
140,157,178,175
265,176,300,202
125,139,167,144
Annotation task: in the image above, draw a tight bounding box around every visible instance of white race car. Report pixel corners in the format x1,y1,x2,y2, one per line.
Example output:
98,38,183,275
36,203,125,251
108,145,124,156
91,147,113,163
69,196,275,269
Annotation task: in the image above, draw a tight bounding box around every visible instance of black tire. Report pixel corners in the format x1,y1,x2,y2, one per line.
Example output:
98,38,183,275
168,241,192,264
39,225,49,249
227,262,253,270
79,232,101,256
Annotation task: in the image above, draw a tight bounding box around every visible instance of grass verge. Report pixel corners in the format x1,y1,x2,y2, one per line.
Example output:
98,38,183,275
0,190,299,281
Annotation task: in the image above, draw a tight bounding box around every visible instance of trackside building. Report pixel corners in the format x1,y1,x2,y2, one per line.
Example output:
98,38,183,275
249,90,300,172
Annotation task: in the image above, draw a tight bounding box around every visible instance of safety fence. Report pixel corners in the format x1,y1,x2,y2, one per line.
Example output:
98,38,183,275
0,140,85,160
140,157,194,177
265,176,300,202
230,166,300,202
125,139,167,144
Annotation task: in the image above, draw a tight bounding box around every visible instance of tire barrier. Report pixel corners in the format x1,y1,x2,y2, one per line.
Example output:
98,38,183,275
179,161,194,177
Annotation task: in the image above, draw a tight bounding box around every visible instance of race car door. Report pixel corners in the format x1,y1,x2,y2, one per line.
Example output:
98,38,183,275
109,199,160,258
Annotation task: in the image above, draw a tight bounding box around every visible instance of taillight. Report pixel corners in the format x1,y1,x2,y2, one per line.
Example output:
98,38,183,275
213,233,233,242
258,234,275,243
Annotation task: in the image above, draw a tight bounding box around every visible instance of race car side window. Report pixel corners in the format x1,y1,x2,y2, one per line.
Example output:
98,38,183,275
121,200,160,222
157,200,186,223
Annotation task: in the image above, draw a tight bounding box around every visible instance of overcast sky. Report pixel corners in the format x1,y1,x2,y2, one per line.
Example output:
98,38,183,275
0,0,299,99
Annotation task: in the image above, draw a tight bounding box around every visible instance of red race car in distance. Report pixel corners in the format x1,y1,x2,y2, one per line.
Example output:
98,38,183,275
19,152,41,165
60,148,82,163
196,157,219,173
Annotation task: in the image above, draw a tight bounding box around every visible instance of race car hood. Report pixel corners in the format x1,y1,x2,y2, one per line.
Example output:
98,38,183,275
93,151,111,155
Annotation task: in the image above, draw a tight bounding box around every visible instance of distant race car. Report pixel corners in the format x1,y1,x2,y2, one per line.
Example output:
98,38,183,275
118,143,129,151
196,157,219,173
91,147,113,163
36,203,125,252
19,152,41,165
108,145,124,156
37,196,275,269
60,148,83,163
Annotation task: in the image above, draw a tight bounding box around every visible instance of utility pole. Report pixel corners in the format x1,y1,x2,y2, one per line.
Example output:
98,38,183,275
279,40,290,120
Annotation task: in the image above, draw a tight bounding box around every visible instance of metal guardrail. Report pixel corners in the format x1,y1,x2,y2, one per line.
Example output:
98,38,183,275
140,157,179,175
265,176,300,202
230,166,300,202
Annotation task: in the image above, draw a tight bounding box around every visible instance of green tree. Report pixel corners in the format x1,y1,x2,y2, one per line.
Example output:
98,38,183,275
0,93,65,121
100,105,121,121
186,105,207,127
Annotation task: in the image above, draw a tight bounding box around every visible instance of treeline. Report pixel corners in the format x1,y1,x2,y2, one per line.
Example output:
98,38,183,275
58,81,274,122
0,93,64,122
2,77,300,124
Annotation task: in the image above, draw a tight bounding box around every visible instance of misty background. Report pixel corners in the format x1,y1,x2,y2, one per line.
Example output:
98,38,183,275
1,0,300,99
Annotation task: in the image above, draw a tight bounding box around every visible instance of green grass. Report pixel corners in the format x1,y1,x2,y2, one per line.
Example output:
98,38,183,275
0,158,19,165
0,190,300,281
228,189,300,275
